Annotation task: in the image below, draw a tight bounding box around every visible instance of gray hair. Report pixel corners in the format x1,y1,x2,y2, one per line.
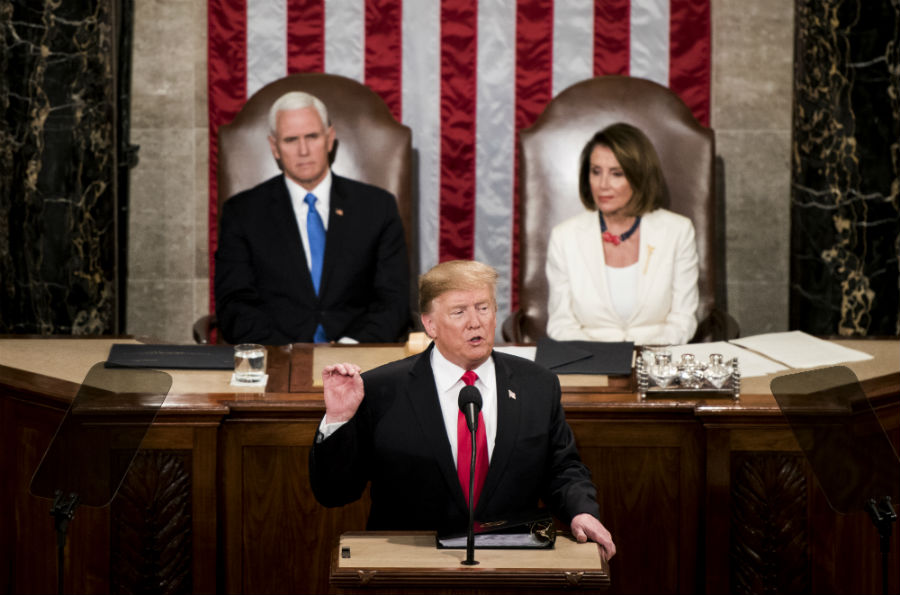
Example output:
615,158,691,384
268,92,330,135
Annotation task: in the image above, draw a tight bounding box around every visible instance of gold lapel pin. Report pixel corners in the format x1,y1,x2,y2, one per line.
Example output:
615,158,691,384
643,245,655,275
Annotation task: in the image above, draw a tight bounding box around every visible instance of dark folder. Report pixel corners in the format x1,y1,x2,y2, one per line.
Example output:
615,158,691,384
436,510,556,549
105,344,235,370
535,337,634,376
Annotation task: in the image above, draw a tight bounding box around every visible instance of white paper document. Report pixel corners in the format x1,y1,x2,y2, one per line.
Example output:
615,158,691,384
730,331,873,369
663,341,788,378
494,345,537,361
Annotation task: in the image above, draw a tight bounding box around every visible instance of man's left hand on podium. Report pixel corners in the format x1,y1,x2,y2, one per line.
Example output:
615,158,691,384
571,513,616,560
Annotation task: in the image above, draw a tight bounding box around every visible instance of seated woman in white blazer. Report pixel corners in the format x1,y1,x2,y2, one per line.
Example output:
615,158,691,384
546,123,699,345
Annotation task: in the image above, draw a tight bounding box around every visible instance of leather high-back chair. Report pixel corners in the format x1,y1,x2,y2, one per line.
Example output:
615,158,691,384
503,75,737,343
194,73,414,343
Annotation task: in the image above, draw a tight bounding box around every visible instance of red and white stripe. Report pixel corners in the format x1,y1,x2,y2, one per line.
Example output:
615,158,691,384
208,0,710,326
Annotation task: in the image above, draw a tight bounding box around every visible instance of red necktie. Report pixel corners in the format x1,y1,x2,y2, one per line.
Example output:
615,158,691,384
457,370,488,508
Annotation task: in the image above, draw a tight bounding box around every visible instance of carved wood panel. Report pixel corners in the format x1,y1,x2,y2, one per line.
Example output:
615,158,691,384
111,450,192,595
730,452,809,595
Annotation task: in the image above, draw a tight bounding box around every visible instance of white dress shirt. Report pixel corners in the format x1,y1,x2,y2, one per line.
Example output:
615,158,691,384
285,171,332,273
285,171,358,344
429,345,497,466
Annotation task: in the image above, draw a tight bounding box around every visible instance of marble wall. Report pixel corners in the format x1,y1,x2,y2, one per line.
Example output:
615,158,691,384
125,0,802,344
1,0,119,335
791,0,900,336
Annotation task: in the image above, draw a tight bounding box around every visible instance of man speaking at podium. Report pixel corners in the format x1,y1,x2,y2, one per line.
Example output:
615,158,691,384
309,260,616,560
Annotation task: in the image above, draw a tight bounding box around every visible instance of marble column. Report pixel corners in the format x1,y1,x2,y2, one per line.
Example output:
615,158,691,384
791,0,900,335
0,0,120,334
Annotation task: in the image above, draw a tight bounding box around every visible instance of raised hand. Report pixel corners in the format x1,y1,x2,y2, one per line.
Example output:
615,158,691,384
322,362,364,423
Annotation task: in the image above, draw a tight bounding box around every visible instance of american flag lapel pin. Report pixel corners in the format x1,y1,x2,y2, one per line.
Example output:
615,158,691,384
508,389,516,400
335,208,344,216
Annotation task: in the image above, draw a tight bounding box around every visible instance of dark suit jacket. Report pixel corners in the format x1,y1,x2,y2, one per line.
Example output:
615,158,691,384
309,344,600,534
214,174,410,345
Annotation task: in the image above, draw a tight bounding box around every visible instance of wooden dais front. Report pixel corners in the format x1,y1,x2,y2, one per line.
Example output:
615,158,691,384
1,339,897,594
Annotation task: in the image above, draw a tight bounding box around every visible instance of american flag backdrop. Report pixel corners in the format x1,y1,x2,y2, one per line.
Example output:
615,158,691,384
207,0,711,327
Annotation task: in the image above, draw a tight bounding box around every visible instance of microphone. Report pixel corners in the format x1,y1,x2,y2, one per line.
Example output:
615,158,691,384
458,385,482,433
458,384,482,566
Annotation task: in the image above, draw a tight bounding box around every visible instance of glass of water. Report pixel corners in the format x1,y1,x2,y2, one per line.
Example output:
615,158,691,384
234,344,267,383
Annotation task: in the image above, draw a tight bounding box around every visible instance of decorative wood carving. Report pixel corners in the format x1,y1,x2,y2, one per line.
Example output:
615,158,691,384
110,450,192,595
358,569,376,585
731,452,810,595
565,570,585,586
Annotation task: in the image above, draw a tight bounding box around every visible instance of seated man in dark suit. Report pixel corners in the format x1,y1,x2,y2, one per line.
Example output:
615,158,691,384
215,91,409,345
309,260,616,560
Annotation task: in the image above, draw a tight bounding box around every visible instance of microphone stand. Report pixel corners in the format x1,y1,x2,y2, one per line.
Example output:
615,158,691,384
458,384,482,566
865,496,896,595
51,490,80,595
462,427,479,566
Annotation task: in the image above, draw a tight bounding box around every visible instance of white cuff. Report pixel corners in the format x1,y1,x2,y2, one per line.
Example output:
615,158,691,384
317,416,348,440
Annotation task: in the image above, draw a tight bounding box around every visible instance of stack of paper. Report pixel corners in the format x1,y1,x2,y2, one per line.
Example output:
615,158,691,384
729,331,873,369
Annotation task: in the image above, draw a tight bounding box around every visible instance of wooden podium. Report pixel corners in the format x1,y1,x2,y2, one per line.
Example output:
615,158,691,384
330,532,610,594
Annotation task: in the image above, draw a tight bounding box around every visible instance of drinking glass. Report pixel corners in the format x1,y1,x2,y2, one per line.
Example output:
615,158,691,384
234,344,267,383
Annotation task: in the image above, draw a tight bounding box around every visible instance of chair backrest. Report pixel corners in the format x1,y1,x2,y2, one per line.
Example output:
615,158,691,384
217,73,415,269
514,75,716,342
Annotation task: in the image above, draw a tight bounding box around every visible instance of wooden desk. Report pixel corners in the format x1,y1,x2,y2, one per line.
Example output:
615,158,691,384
1,338,898,594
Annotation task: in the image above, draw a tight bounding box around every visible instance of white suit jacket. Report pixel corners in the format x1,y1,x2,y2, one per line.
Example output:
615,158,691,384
546,208,699,345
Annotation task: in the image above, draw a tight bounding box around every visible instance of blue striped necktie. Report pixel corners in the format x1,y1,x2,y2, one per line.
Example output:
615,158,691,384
304,193,328,343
